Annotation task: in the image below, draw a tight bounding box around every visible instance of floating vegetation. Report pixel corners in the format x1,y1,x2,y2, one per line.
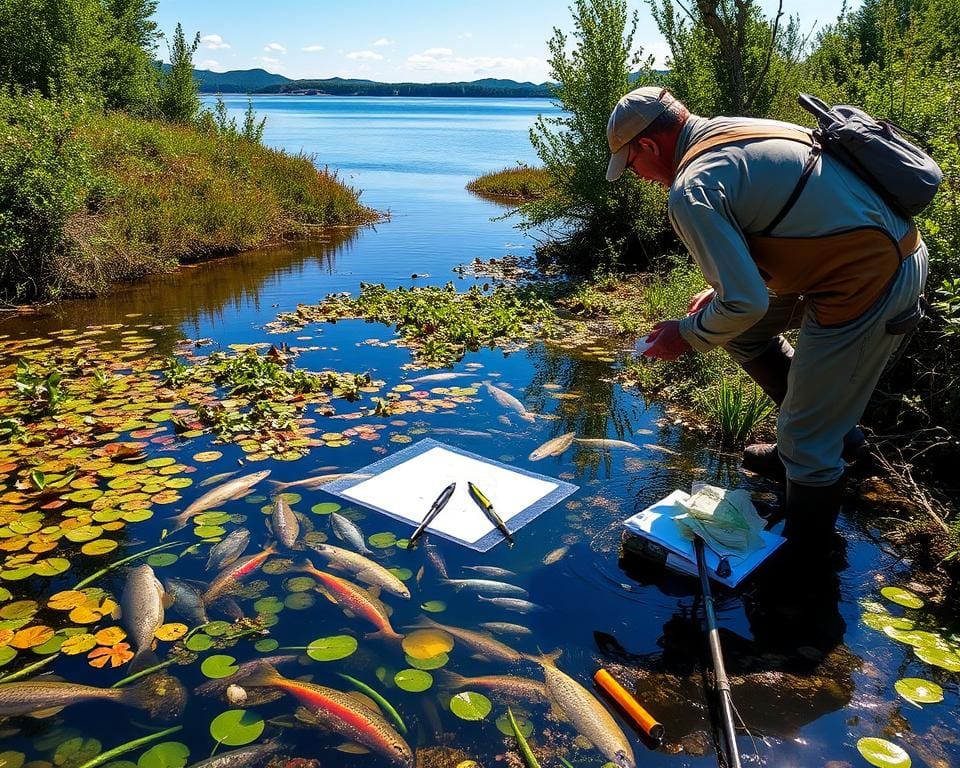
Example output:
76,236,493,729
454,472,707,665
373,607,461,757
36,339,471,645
394,669,433,692
894,677,944,705
265,283,564,367
880,586,925,610
857,737,911,768
208,709,265,746
449,691,492,721
305,634,358,661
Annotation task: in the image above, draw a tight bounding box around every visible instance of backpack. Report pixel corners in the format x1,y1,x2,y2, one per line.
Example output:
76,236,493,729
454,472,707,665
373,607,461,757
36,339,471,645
798,93,943,218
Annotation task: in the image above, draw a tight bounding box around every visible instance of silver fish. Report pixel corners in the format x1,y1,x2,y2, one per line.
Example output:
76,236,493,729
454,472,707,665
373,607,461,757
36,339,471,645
643,443,680,456
119,564,166,671
199,470,240,488
407,372,476,383
165,578,209,625
330,512,372,555
430,428,490,437
206,528,250,571
424,538,448,579
268,472,369,492
528,431,576,461
168,470,271,532
307,541,410,599
479,621,533,636
543,546,569,565
464,565,517,578
477,596,544,613
183,742,281,768
484,381,536,423
412,617,523,663
271,495,300,549
574,438,641,451
443,578,528,597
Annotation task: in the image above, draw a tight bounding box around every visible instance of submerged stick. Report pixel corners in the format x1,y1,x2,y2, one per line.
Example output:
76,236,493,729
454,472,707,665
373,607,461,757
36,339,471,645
338,673,408,734
72,540,184,589
507,707,541,768
111,658,177,688
75,726,183,768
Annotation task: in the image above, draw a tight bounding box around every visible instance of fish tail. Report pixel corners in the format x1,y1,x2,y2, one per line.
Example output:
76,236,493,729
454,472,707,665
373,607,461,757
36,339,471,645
526,648,563,667
121,673,187,720
364,629,405,644
266,479,287,489
435,669,469,690
238,661,285,688
165,513,191,534
127,646,160,675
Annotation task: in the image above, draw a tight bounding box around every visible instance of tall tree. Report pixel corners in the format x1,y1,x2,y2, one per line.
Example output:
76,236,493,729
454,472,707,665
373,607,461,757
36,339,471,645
158,23,200,122
101,0,161,112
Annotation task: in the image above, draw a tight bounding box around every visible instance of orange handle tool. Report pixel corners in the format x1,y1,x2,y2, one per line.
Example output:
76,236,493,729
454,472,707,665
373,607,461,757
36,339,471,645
594,668,665,744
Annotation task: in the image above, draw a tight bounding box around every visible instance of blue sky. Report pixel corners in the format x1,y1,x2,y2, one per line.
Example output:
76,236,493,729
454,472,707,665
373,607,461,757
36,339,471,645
153,0,858,82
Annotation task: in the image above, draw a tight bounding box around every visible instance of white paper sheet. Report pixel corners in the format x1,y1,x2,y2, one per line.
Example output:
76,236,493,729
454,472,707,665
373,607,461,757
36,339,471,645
338,445,562,547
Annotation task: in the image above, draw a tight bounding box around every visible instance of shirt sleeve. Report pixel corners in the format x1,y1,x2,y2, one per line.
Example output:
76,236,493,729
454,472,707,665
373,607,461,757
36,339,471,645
669,182,770,352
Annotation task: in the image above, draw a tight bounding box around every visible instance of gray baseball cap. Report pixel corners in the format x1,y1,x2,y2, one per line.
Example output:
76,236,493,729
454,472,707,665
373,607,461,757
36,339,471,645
606,86,670,181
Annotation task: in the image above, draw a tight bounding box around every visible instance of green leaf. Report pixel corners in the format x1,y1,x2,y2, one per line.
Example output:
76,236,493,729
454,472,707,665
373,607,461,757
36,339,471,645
146,554,178,568
254,639,279,653
311,502,341,515
894,677,944,705
449,691,491,720
368,532,397,549
496,711,534,738
54,737,101,768
913,645,960,671
253,596,284,615
136,742,190,768
200,655,239,679
283,592,314,610
404,652,449,671
209,710,264,746
882,628,949,649
30,470,46,491
394,669,433,692
856,737,911,768
203,621,232,637
421,600,446,613
880,587,924,609
861,612,914,632
306,635,358,661
389,568,413,581
0,752,26,768
184,634,214,652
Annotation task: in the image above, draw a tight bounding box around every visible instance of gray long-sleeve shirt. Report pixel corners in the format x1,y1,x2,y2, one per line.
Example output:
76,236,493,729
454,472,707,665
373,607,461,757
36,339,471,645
671,115,912,352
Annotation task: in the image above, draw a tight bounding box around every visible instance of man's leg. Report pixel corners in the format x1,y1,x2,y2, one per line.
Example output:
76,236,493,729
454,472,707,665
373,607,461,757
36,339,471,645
778,246,928,547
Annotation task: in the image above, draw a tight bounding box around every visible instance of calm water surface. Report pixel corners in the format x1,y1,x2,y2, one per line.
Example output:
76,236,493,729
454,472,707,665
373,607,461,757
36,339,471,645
0,96,956,768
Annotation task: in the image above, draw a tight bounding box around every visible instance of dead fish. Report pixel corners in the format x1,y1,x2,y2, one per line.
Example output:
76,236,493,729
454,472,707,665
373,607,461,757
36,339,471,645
204,544,277,603
528,431,576,461
307,541,410,599
119,564,167,672
241,663,413,767
424,538,448,579
437,670,550,704
206,528,250,571
182,741,281,768
195,654,299,697
430,428,490,437
411,616,523,663
441,578,528,597
407,372,476,383
330,512,373,555
643,443,680,456
270,495,300,549
477,596,544,613
268,472,370,492
464,565,517,578
484,381,536,423
497,415,513,427
574,438,641,451
168,470,271,532
543,546,569,565
165,577,209,625
529,651,635,768
199,470,240,488
479,621,533,636
0,674,186,720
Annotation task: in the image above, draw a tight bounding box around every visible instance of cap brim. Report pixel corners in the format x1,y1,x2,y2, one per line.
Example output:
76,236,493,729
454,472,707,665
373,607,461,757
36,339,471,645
606,145,630,182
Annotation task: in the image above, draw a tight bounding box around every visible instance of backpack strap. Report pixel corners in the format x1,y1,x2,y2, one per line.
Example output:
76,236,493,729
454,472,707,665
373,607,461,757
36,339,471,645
676,125,819,236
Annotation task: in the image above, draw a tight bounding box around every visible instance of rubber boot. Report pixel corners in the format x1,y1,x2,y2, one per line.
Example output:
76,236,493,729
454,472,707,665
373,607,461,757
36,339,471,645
782,477,846,556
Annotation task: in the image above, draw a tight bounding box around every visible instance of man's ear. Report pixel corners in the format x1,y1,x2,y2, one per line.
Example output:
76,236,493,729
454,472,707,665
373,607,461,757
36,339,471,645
637,137,660,157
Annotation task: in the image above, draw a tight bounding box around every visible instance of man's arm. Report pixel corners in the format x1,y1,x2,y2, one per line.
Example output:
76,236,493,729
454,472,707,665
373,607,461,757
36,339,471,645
668,183,770,352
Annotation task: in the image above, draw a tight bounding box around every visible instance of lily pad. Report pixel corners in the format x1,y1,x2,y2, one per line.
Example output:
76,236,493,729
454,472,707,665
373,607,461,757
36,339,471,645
283,592,314,610
137,742,190,768
861,612,914,632
394,669,433,692
856,737,911,768
201,654,239,679
421,600,447,613
185,634,214,652
311,502,341,515
253,596,284,615
405,652,449,671
894,677,944,705
146,553,178,568
368,532,397,549
54,737,101,768
389,567,413,581
209,710,264,746
880,587,924,610
285,576,315,592
306,635,358,661
882,628,949,649
913,645,960,671
194,525,226,539
254,639,279,653
0,646,16,666
402,629,454,660
496,711,534,737
449,691,492,720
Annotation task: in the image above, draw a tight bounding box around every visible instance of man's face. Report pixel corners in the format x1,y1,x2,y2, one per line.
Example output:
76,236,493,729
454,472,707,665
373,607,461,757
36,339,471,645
627,138,673,187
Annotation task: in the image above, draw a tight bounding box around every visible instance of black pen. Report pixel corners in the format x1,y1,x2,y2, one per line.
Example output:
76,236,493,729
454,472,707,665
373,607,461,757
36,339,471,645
467,481,513,545
409,481,457,546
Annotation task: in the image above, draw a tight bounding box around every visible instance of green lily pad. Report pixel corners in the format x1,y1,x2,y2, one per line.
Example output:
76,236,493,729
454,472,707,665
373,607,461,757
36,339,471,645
137,742,189,768
209,710,264,746
200,654,239,679
368,532,397,549
496,711,534,737
862,612,914,632
254,639,279,653
0,646,17,666
914,645,960,671
285,576,316,592
284,592,315,610
185,634,214,652
883,628,949,649
194,512,231,526
146,553,178,568
194,525,226,539
54,737,101,768
449,691,492,720
306,635,358,661
856,737,911,768
394,669,433,692
421,600,447,613
881,587,924,610
253,596,284,615
203,621,232,637
311,502,341,515
389,568,413,581
0,751,25,768
0,587,11,601
894,677,944,705
405,652,449,671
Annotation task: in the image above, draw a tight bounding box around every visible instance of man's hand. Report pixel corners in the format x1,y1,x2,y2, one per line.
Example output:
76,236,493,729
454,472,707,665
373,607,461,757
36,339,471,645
687,287,715,316
643,320,693,361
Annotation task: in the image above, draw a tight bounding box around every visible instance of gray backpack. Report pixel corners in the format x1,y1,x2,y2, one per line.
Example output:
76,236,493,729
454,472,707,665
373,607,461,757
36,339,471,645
798,93,943,217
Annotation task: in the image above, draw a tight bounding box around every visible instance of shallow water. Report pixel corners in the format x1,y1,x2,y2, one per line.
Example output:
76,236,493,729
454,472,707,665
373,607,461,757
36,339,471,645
0,96,957,768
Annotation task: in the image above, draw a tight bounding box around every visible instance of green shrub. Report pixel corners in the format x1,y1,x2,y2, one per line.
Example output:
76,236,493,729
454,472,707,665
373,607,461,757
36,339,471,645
698,376,775,447
467,165,552,200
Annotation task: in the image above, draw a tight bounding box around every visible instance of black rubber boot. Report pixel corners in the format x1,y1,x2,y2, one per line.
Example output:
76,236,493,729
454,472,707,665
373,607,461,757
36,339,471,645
782,477,846,553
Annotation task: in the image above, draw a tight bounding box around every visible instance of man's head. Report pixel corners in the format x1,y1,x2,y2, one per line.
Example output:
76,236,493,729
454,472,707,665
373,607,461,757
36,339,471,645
606,87,689,186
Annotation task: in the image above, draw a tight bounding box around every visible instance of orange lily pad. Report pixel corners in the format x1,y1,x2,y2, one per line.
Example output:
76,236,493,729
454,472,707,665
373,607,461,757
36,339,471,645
94,626,127,645
48,590,87,610
155,623,188,641
10,625,54,649
87,642,134,668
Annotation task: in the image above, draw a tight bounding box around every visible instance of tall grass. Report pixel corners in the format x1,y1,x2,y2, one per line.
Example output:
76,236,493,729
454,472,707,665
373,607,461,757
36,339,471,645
466,166,552,200
698,376,775,448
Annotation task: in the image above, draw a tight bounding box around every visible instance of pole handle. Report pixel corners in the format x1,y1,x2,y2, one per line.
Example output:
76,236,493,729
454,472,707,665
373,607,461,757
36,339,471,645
594,668,665,744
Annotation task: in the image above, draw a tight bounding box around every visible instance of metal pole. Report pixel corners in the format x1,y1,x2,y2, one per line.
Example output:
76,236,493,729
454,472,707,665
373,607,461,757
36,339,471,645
695,536,742,768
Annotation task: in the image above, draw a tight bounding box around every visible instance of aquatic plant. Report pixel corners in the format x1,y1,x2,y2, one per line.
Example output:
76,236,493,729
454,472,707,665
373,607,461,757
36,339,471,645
466,165,553,201
698,376,775,448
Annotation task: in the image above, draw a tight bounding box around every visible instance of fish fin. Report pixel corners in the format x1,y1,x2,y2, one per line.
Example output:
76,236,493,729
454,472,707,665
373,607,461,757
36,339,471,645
364,630,404,644
342,608,356,619
315,587,338,605
415,565,425,586
365,584,382,599
122,673,187,719
344,691,382,714
128,646,160,675
238,661,284,688
165,513,191,534
336,743,371,755
264,518,274,535
469,653,492,663
435,670,468,690
110,604,122,621
161,593,175,609
28,706,65,719
527,648,563,667
295,706,324,727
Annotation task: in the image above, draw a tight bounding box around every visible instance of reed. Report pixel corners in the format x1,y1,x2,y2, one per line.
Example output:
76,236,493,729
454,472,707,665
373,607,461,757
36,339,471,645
467,166,552,200
699,376,775,448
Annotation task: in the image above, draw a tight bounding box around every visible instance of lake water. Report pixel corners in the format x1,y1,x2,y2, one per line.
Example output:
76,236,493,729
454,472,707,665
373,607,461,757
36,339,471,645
0,96,956,768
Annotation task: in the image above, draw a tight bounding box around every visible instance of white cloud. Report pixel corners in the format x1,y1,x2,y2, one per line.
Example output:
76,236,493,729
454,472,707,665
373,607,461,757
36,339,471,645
198,59,224,71
402,50,549,82
302,44,324,52
372,37,393,47
346,50,384,61
423,47,453,56
458,32,473,39
264,42,287,53
256,56,284,70
639,39,672,69
200,34,230,50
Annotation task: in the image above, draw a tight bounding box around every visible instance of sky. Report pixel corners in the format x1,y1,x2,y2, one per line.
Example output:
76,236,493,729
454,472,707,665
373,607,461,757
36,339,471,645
152,0,859,83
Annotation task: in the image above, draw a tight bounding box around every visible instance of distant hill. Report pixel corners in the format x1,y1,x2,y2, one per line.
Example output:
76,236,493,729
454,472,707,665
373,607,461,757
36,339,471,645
194,68,292,93
257,77,553,98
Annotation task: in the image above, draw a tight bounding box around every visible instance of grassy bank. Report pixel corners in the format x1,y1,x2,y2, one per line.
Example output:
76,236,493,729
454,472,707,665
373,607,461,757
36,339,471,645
466,166,552,201
0,93,378,302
